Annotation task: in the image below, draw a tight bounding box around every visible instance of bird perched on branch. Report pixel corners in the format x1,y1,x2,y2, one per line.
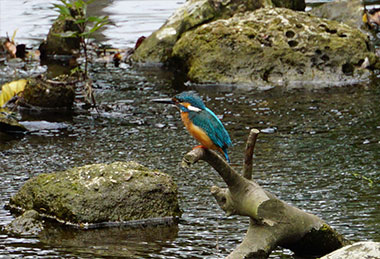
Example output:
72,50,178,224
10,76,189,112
153,91,232,163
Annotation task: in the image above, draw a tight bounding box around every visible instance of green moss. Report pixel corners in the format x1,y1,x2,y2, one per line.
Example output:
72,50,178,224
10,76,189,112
22,77,75,108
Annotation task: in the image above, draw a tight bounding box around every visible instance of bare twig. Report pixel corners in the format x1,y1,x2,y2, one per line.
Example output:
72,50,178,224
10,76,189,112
243,129,260,180
45,79,79,85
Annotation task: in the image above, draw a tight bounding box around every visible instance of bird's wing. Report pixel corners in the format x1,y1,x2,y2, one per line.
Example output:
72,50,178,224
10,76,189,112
189,108,232,149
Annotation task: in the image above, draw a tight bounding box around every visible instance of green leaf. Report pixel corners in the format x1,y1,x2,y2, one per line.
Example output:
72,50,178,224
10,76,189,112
86,16,103,23
74,0,83,9
79,18,109,38
59,0,71,8
54,31,79,38
88,23,106,34
86,0,96,5
53,4,71,17
74,18,86,24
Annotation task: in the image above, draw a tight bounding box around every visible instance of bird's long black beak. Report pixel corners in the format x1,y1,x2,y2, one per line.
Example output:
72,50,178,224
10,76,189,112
151,98,175,104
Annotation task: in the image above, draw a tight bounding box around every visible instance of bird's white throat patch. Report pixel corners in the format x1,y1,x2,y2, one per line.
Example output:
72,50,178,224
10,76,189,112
187,105,202,112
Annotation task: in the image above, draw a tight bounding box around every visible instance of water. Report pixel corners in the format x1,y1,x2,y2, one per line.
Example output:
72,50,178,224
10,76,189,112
0,0,183,49
0,0,379,258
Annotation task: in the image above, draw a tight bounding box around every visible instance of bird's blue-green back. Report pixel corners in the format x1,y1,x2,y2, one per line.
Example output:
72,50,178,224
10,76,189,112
188,108,232,150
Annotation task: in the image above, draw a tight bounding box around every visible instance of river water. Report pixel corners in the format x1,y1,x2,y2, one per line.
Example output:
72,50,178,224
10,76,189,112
0,0,379,258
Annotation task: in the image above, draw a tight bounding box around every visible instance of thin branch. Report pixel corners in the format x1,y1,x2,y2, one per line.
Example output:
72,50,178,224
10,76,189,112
45,79,79,85
243,129,260,180
182,148,244,188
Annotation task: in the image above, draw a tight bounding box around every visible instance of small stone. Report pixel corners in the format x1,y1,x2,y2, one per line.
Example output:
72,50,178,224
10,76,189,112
261,127,277,134
3,210,43,236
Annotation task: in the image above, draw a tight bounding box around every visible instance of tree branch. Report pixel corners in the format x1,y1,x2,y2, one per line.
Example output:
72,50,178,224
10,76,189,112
182,148,244,189
227,219,278,259
182,147,271,220
243,128,260,180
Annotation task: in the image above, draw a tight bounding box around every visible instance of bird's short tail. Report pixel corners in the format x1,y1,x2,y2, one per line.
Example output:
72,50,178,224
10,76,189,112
222,147,230,163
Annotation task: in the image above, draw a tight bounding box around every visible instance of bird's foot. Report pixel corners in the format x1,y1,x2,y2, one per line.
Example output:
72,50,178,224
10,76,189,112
193,145,207,150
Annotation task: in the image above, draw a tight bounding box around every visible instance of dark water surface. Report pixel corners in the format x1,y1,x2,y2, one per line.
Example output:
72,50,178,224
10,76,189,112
1,0,379,258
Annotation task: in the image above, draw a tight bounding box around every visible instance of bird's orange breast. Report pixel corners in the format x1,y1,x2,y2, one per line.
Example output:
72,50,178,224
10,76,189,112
180,112,219,150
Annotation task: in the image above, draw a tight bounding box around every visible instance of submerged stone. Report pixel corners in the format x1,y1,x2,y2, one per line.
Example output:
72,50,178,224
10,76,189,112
19,120,68,132
3,210,44,236
7,162,181,226
170,7,379,89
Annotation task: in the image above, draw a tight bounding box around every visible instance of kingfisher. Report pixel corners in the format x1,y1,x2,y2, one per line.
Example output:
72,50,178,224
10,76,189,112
153,91,232,163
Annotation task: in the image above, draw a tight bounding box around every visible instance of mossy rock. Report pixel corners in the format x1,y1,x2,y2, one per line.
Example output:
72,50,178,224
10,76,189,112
131,0,305,63
170,7,379,89
3,210,44,236
8,162,181,225
43,11,81,56
21,77,75,108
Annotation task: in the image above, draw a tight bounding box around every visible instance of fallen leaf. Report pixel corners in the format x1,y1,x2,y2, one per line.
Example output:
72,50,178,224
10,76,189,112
3,41,16,58
0,79,27,107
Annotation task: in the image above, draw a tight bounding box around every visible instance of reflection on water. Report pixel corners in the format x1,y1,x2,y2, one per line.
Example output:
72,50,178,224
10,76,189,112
37,222,179,258
0,0,379,258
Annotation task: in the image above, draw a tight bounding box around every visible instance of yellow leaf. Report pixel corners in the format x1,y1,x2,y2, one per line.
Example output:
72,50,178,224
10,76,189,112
0,79,27,107
11,29,18,43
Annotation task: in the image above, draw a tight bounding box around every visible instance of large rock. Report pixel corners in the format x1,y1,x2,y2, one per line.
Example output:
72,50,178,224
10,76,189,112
7,162,181,226
170,7,379,89
320,241,380,259
132,0,305,64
